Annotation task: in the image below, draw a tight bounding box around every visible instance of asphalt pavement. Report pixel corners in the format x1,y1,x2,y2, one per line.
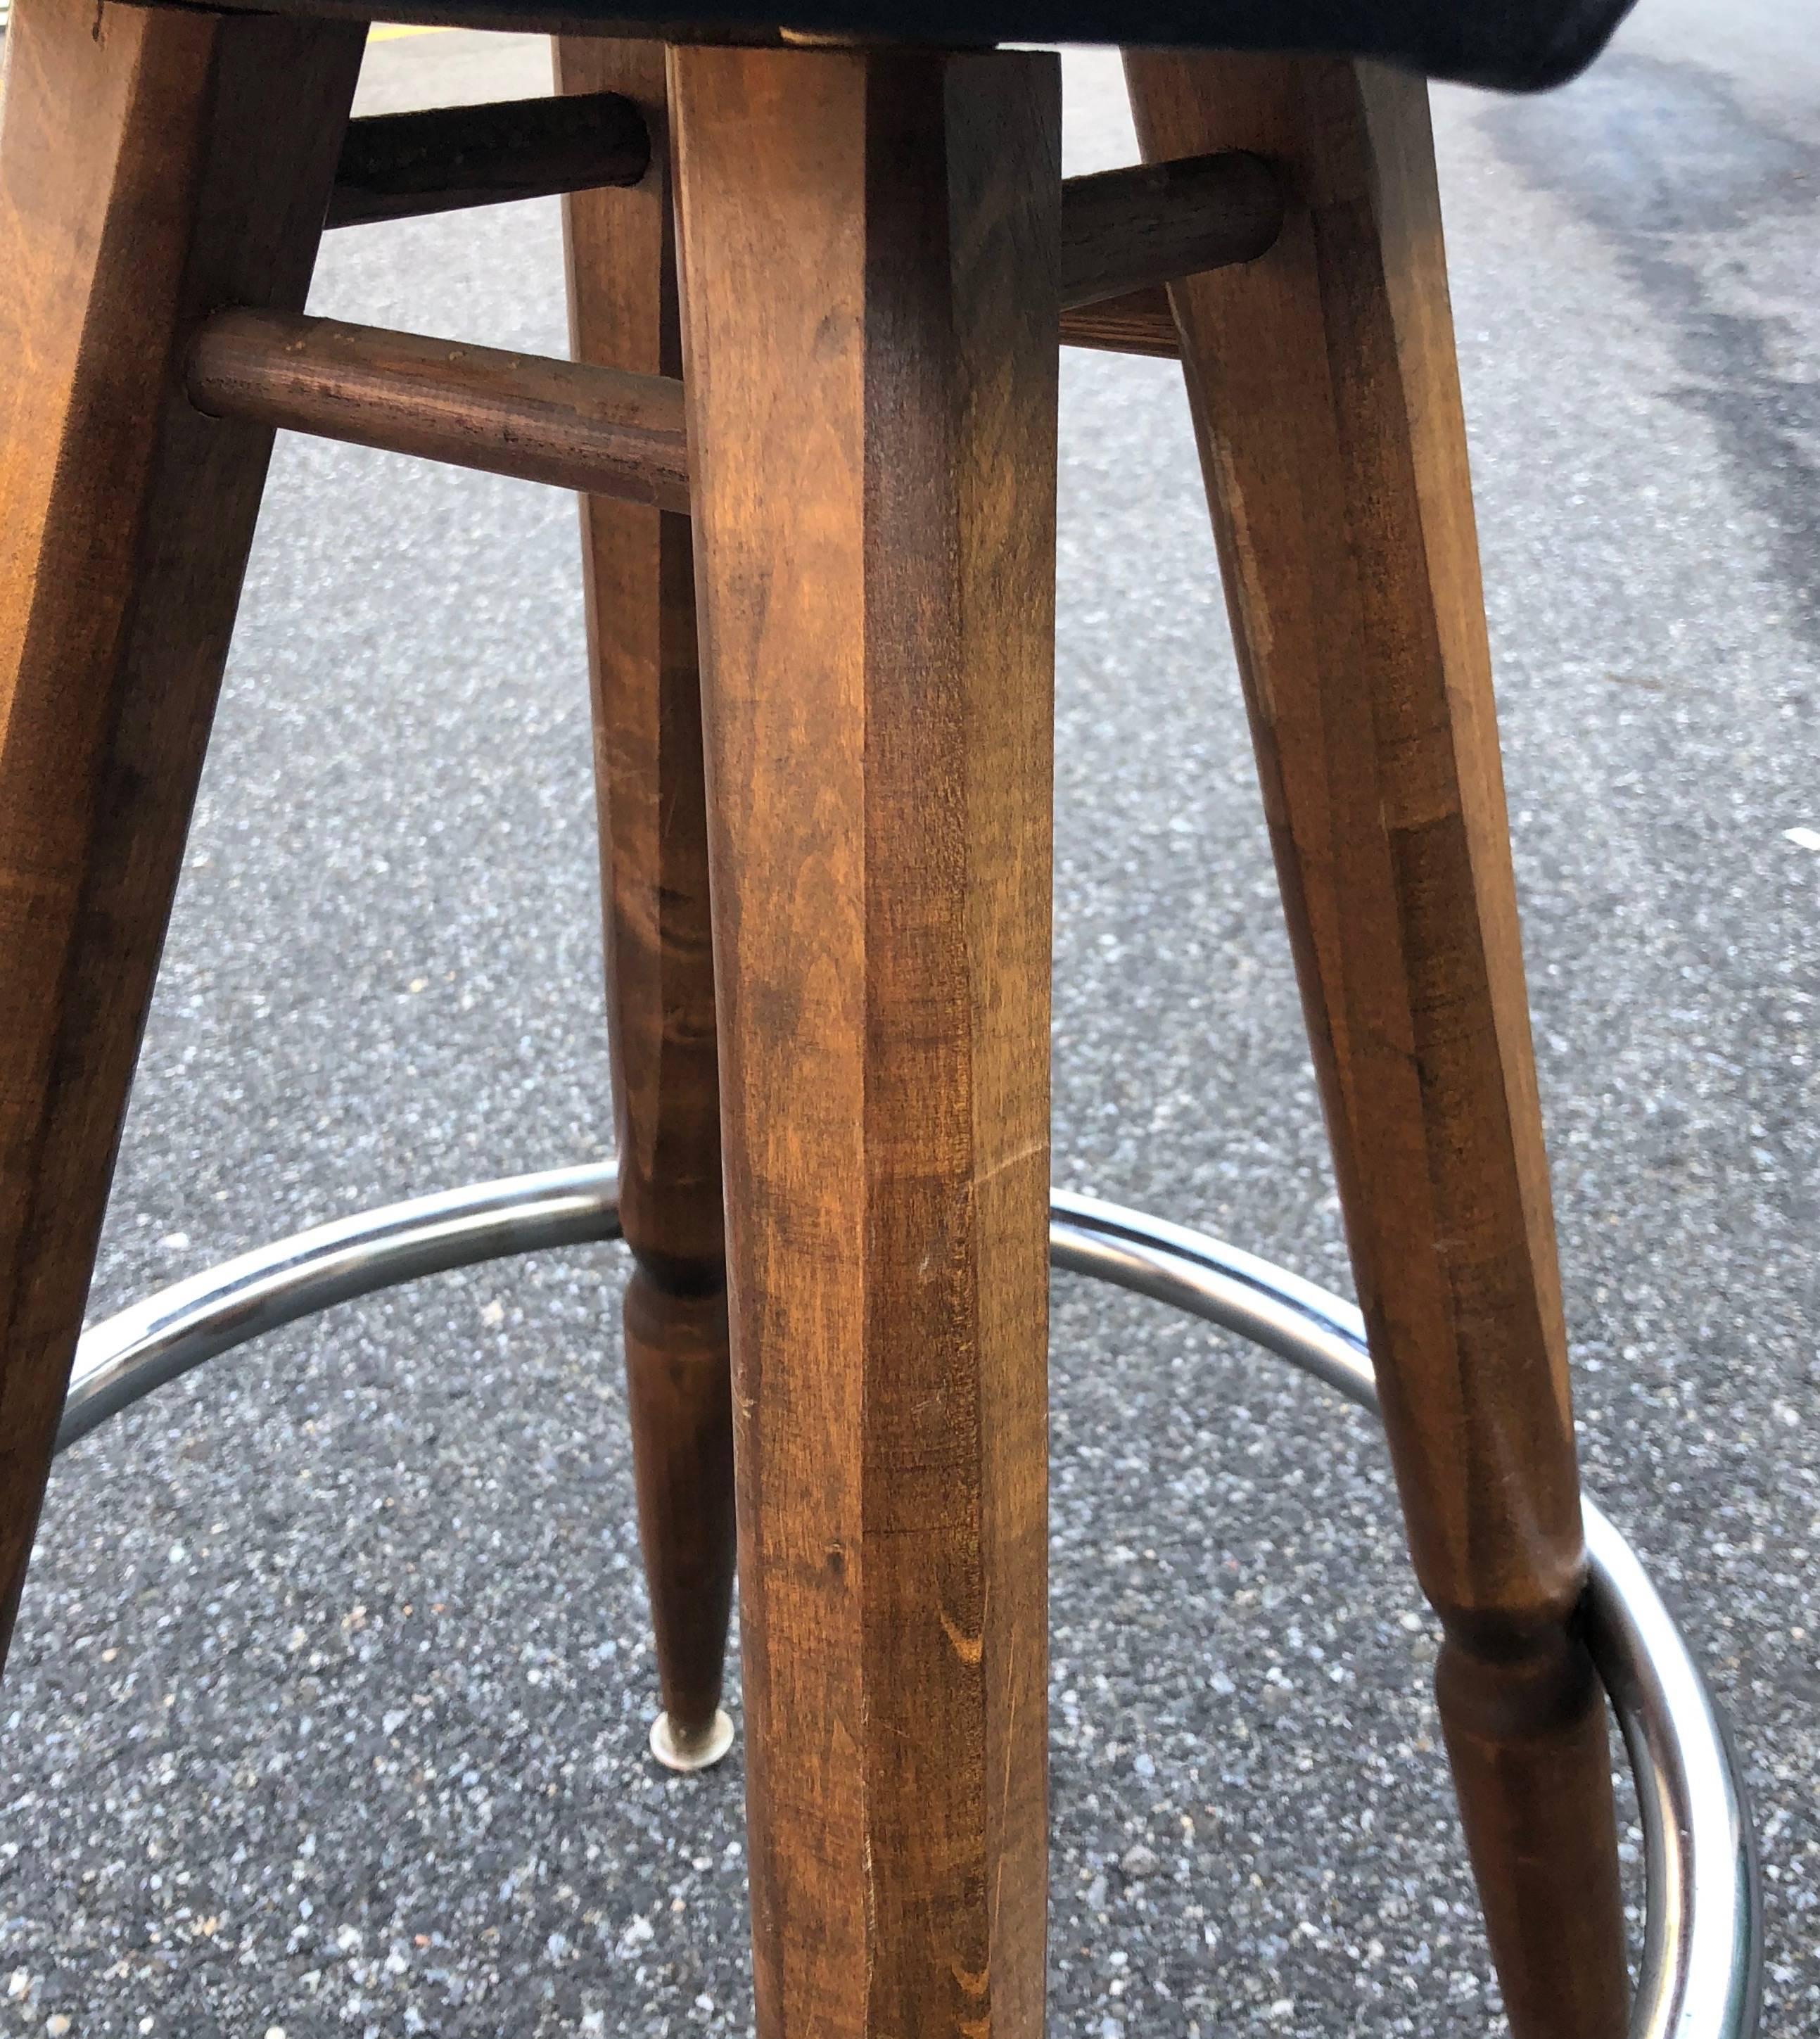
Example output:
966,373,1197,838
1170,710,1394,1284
1,9,1815,2035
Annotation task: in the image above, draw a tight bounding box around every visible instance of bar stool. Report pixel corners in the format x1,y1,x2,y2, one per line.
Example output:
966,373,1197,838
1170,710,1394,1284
0,2,1760,2035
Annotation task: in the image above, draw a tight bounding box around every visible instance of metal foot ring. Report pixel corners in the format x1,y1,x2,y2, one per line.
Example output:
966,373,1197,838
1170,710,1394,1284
61,1162,1762,2039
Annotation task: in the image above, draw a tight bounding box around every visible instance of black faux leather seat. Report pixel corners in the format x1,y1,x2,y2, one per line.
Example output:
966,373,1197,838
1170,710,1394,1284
583,0,1635,89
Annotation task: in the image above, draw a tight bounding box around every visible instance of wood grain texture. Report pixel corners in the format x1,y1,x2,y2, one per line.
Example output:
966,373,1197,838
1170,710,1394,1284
671,42,1056,2039
1057,146,1280,309
0,0,366,1667
329,87,649,228
1126,49,1628,2038
187,308,690,511
556,32,734,1758
1059,284,1178,357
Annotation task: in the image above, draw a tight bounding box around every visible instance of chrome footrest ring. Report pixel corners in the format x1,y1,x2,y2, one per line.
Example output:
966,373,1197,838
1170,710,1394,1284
63,1162,1761,2039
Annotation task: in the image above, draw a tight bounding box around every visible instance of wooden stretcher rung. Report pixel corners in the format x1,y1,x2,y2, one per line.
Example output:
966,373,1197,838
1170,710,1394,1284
187,309,692,511
326,91,651,229
325,95,1277,359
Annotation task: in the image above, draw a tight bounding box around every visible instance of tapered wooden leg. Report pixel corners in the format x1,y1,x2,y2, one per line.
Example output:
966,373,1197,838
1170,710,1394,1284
670,44,1056,2039
1124,51,1628,2039
0,0,366,1670
555,34,737,1774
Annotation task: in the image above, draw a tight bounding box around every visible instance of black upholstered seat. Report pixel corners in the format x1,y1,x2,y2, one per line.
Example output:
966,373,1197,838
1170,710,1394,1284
577,0,1634,89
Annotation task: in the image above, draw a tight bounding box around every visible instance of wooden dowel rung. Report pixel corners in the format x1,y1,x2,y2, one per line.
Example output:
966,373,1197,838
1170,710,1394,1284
326,90,649,229
186,309,690,513
324,103,1269,362
328,102,1275,328
194,145,1274,474
1057,148,1282,310
1059,286,1179,358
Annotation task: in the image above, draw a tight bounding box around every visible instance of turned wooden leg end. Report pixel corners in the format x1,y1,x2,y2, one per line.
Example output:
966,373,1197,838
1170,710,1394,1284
1128,44,1630,2038
1437,1615,1629,2039
623,1270,737,1767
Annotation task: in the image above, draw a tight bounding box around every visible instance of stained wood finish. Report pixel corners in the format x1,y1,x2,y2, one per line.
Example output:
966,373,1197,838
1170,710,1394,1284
1057,147,1280,309
0,0,366,1667
1124,50,1628,2039
329,88,649,228
671,42,1056,2039
187,309,691,512
555,33,735,1762
1059,284,1178,357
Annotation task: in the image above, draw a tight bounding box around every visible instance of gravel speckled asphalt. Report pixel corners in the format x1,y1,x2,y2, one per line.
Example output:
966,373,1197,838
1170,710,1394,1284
1,11,1815,2034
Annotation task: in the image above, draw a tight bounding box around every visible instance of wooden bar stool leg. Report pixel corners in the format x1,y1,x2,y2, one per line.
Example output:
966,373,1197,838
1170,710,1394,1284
1124,51,1629,2039
0,0,366,1672
670,43,1057,2039
555,35,737,1773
